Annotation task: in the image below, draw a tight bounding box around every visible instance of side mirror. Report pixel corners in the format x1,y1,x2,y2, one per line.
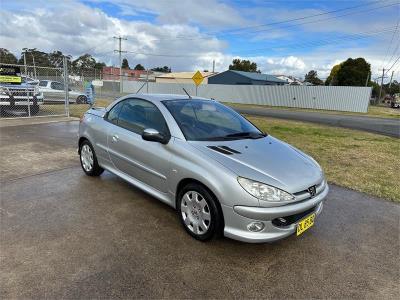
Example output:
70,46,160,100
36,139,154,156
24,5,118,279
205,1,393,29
142,128,170,144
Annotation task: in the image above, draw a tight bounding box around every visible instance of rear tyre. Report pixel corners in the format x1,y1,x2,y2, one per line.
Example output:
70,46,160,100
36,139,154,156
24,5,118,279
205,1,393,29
177,183,223,241
31,105,39,115
79,140,104,176
77,95,87,104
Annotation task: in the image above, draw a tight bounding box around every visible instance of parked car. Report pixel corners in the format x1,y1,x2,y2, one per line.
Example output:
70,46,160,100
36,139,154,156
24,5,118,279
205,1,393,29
39,80,88,103
0,65,43,116
21,75,40,86
390,93,400,108
78,94,329,243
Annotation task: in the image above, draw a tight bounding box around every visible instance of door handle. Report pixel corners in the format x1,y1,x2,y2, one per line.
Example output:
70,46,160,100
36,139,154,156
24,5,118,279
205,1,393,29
112,134,119,142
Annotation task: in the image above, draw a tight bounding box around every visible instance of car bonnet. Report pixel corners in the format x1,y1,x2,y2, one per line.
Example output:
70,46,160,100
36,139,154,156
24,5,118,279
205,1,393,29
189,135,323,194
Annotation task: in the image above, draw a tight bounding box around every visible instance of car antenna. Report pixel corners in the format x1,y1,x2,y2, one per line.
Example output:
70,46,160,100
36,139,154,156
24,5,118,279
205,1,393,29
182,87,192,99
173,77,192,99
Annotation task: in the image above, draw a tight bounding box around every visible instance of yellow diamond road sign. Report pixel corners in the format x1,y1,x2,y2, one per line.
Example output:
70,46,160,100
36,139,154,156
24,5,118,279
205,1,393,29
192,71,204,86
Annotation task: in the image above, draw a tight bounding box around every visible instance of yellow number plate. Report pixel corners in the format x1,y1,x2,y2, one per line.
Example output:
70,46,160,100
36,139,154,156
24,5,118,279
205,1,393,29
296,213,315,236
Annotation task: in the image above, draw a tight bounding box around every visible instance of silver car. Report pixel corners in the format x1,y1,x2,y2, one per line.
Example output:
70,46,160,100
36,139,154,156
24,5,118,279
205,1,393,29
78,94,329,243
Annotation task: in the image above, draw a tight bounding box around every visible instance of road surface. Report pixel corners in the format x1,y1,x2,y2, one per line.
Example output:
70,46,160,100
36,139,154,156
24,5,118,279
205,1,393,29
234,107,400,138
1,120,399,299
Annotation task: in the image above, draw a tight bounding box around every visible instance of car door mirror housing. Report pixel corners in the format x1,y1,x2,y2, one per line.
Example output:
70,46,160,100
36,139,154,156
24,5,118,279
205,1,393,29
142,128,170,144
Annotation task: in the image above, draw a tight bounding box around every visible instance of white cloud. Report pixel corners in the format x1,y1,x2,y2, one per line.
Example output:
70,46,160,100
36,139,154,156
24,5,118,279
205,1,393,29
88,0,250,29
0,0,398,82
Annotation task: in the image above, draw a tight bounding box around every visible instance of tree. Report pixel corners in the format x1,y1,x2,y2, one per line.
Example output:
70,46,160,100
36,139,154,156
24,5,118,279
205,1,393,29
70,54,105,76
383,80,400,96
134,63,145,70
229,59,259,72
325,64,341,86
0,48,17,64
304,70,324,85
369,81,381,98
48,50,70,68
151,66,171,73
18,48,52,67
335,58,371,86
122,58,130,69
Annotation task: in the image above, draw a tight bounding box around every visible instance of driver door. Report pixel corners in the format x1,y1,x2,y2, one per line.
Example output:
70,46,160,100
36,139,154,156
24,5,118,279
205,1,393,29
106,98,172,193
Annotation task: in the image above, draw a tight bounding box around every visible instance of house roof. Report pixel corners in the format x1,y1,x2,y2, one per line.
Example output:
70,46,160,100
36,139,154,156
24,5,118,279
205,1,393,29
227,70,287,83
155,71,217,79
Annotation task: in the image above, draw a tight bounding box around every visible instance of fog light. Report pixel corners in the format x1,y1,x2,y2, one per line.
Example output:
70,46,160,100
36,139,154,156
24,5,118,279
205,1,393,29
247,222,265,232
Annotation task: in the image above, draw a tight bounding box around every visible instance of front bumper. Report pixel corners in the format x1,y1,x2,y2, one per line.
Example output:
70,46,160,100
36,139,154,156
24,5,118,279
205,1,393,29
222,184,329,243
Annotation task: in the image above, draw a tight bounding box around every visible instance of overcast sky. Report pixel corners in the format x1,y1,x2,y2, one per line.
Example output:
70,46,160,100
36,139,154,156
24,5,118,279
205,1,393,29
0,0,399,81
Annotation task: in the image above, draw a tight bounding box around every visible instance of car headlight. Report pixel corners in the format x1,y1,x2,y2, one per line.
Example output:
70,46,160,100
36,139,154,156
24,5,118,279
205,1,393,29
238,177,294,202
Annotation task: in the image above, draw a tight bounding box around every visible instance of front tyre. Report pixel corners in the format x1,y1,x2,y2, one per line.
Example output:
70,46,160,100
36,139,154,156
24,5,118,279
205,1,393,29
177,183,223,241
79,140,104,176
77,95,87,104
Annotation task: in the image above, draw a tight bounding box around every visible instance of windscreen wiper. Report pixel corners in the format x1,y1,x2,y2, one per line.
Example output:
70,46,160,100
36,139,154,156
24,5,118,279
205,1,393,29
225,132,266,139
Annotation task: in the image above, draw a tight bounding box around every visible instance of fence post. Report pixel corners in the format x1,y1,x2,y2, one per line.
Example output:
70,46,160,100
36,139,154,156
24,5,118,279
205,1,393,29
63,56,70,117
23,52,31,117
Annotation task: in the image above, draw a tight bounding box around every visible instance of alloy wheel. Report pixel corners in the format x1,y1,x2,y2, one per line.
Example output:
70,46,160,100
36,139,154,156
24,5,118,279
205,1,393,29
181,191,211,235
80,144,94,172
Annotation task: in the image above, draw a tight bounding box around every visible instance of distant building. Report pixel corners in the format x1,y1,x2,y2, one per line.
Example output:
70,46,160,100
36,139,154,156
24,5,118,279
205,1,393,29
208,70,286,85
155,71,217,84
102,66,147,81
137,71,166,82
275,75,304,85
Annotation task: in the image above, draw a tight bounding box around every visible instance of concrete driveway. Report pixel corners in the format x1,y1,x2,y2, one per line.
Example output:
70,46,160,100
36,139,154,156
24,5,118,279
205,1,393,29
1,120,399,299
233,107,400,138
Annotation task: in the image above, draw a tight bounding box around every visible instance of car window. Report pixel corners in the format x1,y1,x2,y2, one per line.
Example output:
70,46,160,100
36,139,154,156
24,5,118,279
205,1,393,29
163,99,262,141
39,81,48,87
113,99,169,136
50,82,64,90
106,101,124,125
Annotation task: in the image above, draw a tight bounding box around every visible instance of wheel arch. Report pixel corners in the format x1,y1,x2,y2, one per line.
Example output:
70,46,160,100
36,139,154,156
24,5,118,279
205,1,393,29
175,178,225,226
78,136,89,154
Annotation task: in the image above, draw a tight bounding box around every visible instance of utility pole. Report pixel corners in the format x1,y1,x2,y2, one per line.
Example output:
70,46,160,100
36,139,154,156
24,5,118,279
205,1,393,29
31,53,36,79
146,69,149,93
23,51,30,117
378,68,385,104
365,71,370,87
388,71,394,88
113,36,127,94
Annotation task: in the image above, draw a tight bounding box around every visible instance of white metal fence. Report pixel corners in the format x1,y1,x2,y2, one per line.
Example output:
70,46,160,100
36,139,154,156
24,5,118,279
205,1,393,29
123,81,372,113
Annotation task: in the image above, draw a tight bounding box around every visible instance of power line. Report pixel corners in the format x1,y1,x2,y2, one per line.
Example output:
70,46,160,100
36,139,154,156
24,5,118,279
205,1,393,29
386,56,400,72
381,18,399,69
124,26,397,59
147,1,397,42
240,2,399,37
384,34,400,69
231,26,397,55
213,0,385,34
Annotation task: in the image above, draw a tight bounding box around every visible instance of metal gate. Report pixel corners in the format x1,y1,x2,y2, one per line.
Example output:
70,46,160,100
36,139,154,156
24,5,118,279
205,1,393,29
0,57,71,118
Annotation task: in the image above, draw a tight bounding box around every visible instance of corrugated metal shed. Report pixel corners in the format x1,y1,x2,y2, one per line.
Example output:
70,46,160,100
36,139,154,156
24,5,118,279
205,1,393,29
123,81,371,113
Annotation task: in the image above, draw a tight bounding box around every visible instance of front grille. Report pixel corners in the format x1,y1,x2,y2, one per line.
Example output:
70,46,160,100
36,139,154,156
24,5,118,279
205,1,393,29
1,88,35,97
7,89,34,97
293,179,326,201
272,206,316,227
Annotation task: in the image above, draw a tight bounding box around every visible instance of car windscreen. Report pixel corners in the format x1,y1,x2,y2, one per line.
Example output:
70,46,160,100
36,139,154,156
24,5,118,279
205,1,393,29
163,99,265,141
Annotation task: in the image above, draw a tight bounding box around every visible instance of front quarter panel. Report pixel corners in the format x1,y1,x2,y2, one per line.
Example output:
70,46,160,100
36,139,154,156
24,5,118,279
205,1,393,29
168,138,260,208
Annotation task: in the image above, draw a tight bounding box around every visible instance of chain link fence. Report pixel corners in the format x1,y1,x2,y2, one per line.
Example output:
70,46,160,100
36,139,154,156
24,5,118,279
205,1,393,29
0,62,70,118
